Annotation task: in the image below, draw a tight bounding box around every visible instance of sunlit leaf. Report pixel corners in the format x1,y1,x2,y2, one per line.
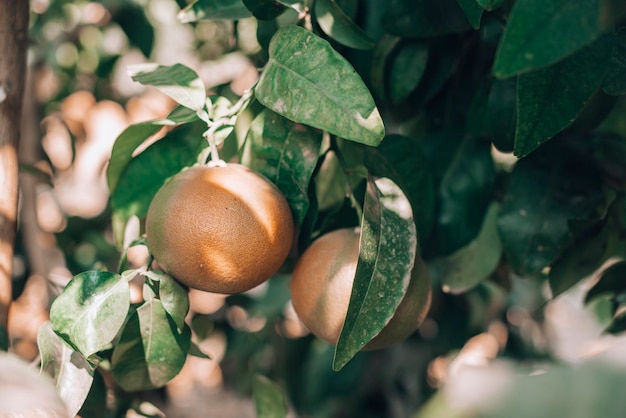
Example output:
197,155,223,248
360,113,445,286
241,109,322,229
514,36,613,157
178,0,252,22
128,63,207,111
254,374,288,418
50,271,130,357
111,300,191,391
314,0,375,50
255,26,385,146
333,176,417,370
38,322,95,418
493,0,606,78
433,202,501,294
142,270,190,333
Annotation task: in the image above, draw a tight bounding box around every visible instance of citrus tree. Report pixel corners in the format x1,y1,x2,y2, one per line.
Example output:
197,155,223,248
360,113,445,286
3,0,626,417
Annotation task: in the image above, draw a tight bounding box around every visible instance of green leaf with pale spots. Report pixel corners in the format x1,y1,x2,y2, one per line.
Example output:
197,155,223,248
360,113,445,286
241,109,322,229
255,26,384,146
333,176,417,371
49,271,130,357
111,299,191,392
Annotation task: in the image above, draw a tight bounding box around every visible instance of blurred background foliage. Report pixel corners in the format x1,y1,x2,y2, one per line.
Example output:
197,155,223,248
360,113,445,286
7,0,626,417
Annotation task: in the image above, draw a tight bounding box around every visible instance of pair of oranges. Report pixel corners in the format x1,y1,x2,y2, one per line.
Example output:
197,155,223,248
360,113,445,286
146,163,431,349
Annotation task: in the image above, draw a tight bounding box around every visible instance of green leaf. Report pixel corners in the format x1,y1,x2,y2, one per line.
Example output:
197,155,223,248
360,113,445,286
363,134,436,241
493,0,606,78
241,109,322,229
37,321,95,418
475,0,504,11
50,271,130,357
111,300,191,392
333,176,417,370
602,29,626,95
113,4,154,58
314,0,375,50
107,106,199,193
255,26,385,146
586,261,626,304
253,374,288,418
382,0,473,38
433,202,502,294
389,41,429,104
242,0,286,20
142,270,190,333
110,121,207,221
128,63,207,111
178,0,252,22
455,0,483,29
0,324,7,351
370,35,401,101
497,142,606,275
514,37,613,157
419,132,495,257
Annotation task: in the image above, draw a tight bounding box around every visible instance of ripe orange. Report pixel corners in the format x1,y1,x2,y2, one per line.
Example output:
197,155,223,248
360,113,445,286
290,227,431,349
146,163,294,294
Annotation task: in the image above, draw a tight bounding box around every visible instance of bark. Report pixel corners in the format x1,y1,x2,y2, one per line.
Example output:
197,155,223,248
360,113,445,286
0,0,30,332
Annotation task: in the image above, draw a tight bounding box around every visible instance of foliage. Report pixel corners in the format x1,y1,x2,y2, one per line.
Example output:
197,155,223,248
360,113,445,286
7,0,626,417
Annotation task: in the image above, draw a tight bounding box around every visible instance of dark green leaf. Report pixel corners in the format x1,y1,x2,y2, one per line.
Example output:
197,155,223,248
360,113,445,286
497,143,606,275
110,121,207,221
50,271,130,357
389,42,429,104
433,203,501,294
586,261,626,304
113,5,154,58
128,63,207,111
455,0,483,29
242,0,286,20
382,0,472,38
333,176,417,370
363,134,436,241
602,29,626,95
0,324,7,351
514,36,613,157
314,0,375,50
254,374,288,418
111,300,191,392
107,106,199,193
420,132,495,257
476,0,504,11
178,0,252,22
255,26,385,146
241,109,322,229
38,322,95,417
370,35,401,101
493,0,605,78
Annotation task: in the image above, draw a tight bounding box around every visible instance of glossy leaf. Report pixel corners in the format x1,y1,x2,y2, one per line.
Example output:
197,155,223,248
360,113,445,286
497,143,606,275
254,374,288,418
433,202,502,294
255,26,385,146
110,121,206,221
50,271,130,357
128,63,207,111
602,29,626,95
455,0,483,29
493,0,605,78
242,0,286,20
382,0,472,38
178,0,252,22
363,134,436,241
389,42,429,104
38,322,95,418
142,270,190,332
241,109,322,229
419,132,495,257
314,0,375,50
107,105,199,193
111,300,191,392
514,37,613,157
333,176,417,370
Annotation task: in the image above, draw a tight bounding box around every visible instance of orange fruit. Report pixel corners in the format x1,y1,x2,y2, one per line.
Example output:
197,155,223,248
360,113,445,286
290,227,431,349
146,163,294,294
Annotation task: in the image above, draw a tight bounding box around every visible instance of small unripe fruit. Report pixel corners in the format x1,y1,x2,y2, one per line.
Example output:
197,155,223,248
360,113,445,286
146,163,294,294
290,227,431,349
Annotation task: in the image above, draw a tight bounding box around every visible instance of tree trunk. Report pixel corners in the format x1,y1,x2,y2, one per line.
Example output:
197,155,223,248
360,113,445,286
0,0,30,334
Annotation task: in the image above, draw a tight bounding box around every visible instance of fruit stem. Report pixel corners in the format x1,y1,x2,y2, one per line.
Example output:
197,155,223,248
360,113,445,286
203,121,227,167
